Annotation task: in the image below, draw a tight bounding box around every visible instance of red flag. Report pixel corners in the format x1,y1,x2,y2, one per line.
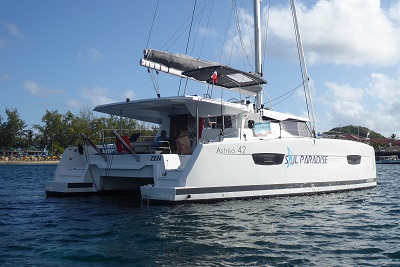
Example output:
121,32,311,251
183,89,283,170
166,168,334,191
211,70,218,84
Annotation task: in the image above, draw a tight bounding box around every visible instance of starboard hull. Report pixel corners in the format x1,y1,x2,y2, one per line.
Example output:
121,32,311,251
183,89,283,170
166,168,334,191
140,138,376,203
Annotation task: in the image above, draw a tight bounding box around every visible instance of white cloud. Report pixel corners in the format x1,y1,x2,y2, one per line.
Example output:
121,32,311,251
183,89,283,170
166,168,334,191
222,7,256,66
320,72,400,136
69,88,136,110
2,21,23,39
325,82,364,102
65,99,84,109
225,0,400,67
123,90,136,101
388,1,400,22
366,73,400,104
24,80,64,96
322,82,365,119
78,48,104,63
81,86,116,106
198,26,218,37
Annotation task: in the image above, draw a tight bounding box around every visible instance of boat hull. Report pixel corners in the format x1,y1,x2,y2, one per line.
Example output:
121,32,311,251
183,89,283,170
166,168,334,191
46,138,376,203
141,138,376,203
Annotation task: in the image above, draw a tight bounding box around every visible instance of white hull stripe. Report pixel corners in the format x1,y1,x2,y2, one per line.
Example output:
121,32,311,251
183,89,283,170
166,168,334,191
175,178,376,195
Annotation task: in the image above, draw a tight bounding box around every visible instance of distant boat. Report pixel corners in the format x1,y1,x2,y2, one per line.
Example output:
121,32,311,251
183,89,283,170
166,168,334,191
45,0,376,204
376,155,400,164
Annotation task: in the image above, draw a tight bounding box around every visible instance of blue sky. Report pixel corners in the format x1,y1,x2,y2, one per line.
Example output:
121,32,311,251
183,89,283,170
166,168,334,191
1,0,400,137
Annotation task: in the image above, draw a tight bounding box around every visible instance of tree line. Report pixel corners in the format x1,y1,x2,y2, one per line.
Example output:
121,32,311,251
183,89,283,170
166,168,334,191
327,125,386,139
0,107,158,156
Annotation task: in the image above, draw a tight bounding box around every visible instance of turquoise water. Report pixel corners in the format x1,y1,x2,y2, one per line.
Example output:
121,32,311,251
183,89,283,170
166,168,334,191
0,164,399,266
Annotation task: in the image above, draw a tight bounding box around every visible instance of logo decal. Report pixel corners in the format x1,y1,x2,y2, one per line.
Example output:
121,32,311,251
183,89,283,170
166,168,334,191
285,147,328,168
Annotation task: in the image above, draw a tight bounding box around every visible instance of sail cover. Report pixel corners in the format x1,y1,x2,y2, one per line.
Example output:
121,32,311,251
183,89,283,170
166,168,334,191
144,49,219,71
141,49,267,95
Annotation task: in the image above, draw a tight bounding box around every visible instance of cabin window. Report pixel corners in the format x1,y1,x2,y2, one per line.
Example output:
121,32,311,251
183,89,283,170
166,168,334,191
252,153,285,165
347,155,361,165
281,121,310,137
204,116,232,129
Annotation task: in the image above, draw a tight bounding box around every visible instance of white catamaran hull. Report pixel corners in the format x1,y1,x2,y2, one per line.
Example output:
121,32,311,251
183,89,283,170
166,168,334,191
45,137,376,203
142,138,376,202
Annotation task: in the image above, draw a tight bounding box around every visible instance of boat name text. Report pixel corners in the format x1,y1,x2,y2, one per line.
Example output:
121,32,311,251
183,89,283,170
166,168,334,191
216,146,246,154
285,155,328,166
286,147,328,168
150,155,162,161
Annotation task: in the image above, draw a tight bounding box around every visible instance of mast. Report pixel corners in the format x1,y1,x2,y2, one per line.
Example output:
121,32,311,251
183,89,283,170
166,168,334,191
254,0,263,109
290,0,317,137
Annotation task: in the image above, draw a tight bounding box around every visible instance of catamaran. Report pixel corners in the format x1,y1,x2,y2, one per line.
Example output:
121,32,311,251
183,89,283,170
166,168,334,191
45,0,377,203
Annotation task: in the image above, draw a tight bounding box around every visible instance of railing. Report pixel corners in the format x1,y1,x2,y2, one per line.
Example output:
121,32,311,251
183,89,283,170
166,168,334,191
88,128,156,144
83,129,171,155
111,130,140,161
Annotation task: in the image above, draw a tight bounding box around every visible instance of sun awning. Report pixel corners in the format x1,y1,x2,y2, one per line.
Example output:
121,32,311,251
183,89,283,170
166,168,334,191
141,49,267,96
182,65,267,89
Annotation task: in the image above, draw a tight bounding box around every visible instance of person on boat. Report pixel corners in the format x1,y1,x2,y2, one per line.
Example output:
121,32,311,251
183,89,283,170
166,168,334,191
176,129,191,155
155,130,169,142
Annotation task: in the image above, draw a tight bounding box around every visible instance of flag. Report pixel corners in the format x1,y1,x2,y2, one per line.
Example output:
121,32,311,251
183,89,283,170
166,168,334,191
211,70,218,84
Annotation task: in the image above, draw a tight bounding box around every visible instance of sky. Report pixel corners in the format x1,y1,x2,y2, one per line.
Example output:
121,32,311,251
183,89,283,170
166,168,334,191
2,0,400,137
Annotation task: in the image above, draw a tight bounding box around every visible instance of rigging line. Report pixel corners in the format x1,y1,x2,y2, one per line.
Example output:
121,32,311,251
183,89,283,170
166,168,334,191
185,0,197,54
178,77,183,95
269,83,304,107
163,0,209,51
291,2,312,123
236,1,247,71
83,144,99,192
219,4,233,62
262,88,273,111
232,0,254,73
228,16,235,65
161,13,193,51
219,87,224,141
153,77,160,97
183,77,189,95
179,0,196,95
199,0,215,58
262,0,270,66
191,0,206,55
148,69,160,96
270,82,304,102
151,69,160,93
270,85,302,107
241,0,254,61
146,0,160,49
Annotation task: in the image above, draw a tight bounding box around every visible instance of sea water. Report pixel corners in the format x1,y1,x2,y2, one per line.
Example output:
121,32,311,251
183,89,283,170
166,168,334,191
0,164,399,266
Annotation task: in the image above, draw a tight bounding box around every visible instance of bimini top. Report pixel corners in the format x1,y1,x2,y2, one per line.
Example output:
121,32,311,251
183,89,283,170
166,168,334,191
94,95,249,124
141,49,267,96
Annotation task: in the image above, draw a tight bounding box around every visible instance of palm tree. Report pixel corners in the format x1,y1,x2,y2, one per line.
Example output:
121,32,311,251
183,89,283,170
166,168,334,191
390,133,397,139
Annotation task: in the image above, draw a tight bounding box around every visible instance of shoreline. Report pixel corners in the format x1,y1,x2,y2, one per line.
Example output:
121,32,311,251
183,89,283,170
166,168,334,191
0,161,59,165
